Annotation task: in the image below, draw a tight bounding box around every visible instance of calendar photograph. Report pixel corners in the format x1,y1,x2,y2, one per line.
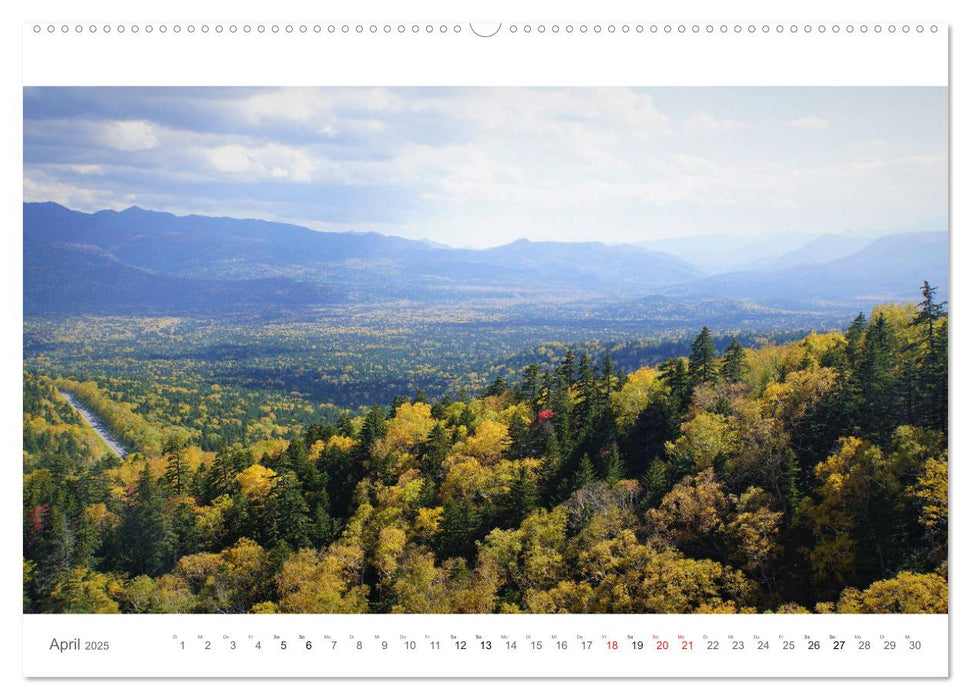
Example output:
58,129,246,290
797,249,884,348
22,85,948,619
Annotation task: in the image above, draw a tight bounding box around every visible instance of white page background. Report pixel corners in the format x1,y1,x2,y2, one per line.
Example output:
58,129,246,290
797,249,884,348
2,0,966,697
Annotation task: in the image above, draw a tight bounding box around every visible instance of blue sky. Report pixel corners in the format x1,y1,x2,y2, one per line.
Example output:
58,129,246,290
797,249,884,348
23,87,947,248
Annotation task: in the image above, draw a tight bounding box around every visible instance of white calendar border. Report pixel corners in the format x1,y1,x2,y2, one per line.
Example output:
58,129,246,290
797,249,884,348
21,20,946,87
5,0,966,696
22,613,949,678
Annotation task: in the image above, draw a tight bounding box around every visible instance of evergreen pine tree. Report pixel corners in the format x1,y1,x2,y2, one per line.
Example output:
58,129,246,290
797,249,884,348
569,454,596,493
336,413,356,437
548,373,573,444
539,430,562,504
858,313,897,442
912,281,948,431
438,499,482,561
721,338,745,383
170,500,203,560
38,504,74,592
519,363,542,408
914,281,946,350
282,436,316,489
508,464,539,526
559,348,577,386
163,436,188,496
623,394,679,479
576,353,597,425
311,502,338,547
116,468,173,577
659,357,691,410
318,442,358,519
601,354,617,405
304,422,337,448
265,471,311,549
357,405,388,459
845,312,868,366
71,508,99,570
485,375,509,397
603,442,625,485
689,327,718,385
506,412,532,459
202,448,241,501
640,459,670,508
419,422,452,486
456,404,477,431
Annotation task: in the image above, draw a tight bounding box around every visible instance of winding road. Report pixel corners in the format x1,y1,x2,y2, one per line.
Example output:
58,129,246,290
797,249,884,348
58,390,129,459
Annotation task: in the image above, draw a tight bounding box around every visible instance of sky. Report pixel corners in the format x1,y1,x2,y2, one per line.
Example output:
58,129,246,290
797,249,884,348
23,87,948,248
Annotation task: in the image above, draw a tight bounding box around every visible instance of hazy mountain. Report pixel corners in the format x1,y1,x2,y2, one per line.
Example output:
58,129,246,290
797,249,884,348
661,231,948,307
24,203,436,276
23,203,945,317
23,203,701,313
24,240,343,315
749,234,873,271
636,232,818,274
448,239,697,295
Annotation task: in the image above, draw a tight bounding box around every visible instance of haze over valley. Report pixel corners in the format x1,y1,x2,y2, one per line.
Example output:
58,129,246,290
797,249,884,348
25,202,947,320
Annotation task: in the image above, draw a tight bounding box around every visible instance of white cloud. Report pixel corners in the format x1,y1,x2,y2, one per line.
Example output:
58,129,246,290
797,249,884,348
684,111,748,132
414,87,670,136
23,87,947,246
99,120,161,151
201,143,316,182
24,172,134,211
789,115,829,130
63,164,105,175
235,87,403,135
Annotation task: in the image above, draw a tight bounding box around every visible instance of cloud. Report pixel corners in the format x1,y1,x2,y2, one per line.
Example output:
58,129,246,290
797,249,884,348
200,143,316,183
99,120,161,151
789,115,829,130
23,173,136,211
22,87,947,245
684,111,748,132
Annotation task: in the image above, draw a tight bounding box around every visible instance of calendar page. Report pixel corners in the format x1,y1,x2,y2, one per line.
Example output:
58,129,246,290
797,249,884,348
18,6,950,681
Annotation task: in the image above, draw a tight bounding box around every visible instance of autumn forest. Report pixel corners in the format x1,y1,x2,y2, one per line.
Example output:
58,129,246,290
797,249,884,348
23,283,948,615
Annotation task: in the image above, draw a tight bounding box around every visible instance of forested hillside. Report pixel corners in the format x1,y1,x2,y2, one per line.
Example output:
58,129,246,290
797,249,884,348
23,288,948,614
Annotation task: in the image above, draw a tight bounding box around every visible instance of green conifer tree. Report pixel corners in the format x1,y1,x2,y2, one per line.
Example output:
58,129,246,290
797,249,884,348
721,337,745,383
689,327,718,385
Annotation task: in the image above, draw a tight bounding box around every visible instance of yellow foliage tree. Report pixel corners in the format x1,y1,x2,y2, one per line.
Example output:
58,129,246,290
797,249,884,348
645,468,728,552
613,366,668,430
835,571,947,613
802,437,896,591
392,549,499,613
372,402,435,462
761,365,839,428
665,411,738,472
276,545,369,613
235,464,277,502
460,419,511,466
49,568,122,614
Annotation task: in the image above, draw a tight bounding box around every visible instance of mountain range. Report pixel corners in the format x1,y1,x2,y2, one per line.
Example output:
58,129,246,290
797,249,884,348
660,231,948,307
23,202,948,316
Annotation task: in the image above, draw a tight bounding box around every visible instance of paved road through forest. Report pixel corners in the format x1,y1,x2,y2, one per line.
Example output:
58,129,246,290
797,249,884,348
58,390,129,459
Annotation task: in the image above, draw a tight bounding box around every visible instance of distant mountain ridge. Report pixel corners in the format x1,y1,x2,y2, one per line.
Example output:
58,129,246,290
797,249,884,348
23,202,947,316
23,202,700,313
637,230,890,275
659,230,948,308
637,232,818,274
748,234,873,271
24,239,342,315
